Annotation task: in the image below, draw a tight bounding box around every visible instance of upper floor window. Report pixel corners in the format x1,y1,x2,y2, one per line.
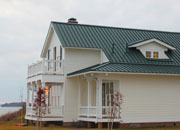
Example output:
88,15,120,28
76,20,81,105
146,51,151,58
145,51,159,59
153,51,159,59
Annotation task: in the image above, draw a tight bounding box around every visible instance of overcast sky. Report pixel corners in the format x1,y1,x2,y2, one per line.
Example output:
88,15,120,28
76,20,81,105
0,0,180,104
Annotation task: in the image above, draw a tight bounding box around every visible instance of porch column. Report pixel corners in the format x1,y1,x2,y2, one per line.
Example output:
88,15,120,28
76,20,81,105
96,78,102,118
87,79,91,117
27,83,30,107
41,82,45,89
32,82,35,107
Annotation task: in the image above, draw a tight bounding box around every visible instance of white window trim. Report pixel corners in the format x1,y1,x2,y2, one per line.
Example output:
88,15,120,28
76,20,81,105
129,38,176,50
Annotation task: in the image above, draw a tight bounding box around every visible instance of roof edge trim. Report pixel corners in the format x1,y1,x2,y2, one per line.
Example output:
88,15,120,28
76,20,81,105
41,23,63,58
128,38,176,50
67,71,180,78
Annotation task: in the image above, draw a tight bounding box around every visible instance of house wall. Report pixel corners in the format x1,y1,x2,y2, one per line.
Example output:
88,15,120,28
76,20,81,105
119,74,180,123
137,42,168,59
80,79,97,106
64,48,101,74
63,77,80,122
80,79,88,106
91,80,96,106
44,29,64,60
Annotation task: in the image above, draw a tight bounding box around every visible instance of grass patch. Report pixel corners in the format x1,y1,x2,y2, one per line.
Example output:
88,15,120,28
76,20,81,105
1,121,180,130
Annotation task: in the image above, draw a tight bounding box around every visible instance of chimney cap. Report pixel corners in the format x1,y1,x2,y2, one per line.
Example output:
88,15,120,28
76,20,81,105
68,17,78,24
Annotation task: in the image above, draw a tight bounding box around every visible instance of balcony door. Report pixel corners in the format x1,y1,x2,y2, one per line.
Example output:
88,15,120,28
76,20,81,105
53,47,56,71
48,50,50,71
102,81,114,107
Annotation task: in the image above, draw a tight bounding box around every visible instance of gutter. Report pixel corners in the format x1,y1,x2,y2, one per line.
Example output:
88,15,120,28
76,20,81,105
67,71,180,78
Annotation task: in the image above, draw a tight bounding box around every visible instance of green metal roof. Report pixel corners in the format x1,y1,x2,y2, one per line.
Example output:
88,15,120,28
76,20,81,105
52,21,180,66
50,21,180,76
67,62,180,77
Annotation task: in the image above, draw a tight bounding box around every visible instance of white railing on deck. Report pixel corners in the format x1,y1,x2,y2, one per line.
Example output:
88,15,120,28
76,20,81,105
79,106,111,117
80,106,97,117
47,106,64,117
80,106,120,118
26,105,64,117
26,107,36,116
28,59,63,77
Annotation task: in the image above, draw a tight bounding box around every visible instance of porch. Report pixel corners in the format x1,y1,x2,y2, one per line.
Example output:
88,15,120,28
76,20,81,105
78,76,121,122
25,81,64,121
27,59,63,77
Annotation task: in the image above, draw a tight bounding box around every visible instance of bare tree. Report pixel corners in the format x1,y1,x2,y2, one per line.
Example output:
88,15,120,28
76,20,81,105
108,92,123,130
33,87,47,130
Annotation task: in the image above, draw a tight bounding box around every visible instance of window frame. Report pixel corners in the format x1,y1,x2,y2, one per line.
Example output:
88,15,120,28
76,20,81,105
145,51,151,58
153,51,159,59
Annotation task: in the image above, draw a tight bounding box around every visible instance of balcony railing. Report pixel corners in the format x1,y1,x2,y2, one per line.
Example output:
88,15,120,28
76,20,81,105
28,59,63,77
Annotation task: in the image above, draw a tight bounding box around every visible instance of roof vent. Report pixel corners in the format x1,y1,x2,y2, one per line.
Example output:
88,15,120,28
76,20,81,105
68,18,78,24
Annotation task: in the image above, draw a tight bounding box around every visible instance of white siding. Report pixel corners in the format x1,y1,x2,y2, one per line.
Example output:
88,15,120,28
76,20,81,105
44,29,64,60
64,48,101,74
64,77,80,122
120,74,180,123
101,51,109,63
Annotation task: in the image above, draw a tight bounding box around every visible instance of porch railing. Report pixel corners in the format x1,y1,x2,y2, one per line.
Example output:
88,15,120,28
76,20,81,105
26,105,64,117
80,106,119,118
28,59,63,77
79,106,120,118
80,106,97,117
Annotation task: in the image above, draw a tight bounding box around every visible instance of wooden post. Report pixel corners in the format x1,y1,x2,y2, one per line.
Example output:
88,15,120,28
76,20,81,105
40,121,45,127
88,122,91,128
21,108,24,123
98,122,102,129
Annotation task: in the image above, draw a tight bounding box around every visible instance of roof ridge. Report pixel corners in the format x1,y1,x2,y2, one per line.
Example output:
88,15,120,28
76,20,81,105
51,21,180,34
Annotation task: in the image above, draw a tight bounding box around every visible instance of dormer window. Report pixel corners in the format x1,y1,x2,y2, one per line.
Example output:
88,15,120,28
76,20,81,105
153,51,159,59
128,38,176,60
146,51,151,58
145,51,159,59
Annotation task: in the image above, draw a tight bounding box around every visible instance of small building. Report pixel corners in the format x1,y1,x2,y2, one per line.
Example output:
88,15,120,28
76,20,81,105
25,18,180,128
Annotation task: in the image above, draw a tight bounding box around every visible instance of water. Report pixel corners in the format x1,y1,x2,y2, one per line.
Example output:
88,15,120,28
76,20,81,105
0,107,22,117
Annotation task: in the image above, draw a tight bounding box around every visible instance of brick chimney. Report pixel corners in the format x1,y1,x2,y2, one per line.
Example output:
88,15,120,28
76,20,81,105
67,18,78,24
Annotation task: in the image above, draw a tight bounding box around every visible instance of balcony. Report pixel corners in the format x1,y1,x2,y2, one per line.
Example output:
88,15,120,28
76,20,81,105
28,59,63,77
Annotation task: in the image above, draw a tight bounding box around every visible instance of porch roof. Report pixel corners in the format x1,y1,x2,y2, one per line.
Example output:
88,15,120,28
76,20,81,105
67,62,180,77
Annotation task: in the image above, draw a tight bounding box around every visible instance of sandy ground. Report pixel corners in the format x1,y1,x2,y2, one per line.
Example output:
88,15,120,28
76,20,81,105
1,121,180,130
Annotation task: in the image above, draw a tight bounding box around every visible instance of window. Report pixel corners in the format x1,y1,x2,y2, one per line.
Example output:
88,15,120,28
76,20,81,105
145,51,159,59
153,52,159,59
146,51,151,58
102,81,114,107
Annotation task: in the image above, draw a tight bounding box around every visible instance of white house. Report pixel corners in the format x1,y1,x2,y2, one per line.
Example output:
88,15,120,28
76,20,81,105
25,18,180,128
